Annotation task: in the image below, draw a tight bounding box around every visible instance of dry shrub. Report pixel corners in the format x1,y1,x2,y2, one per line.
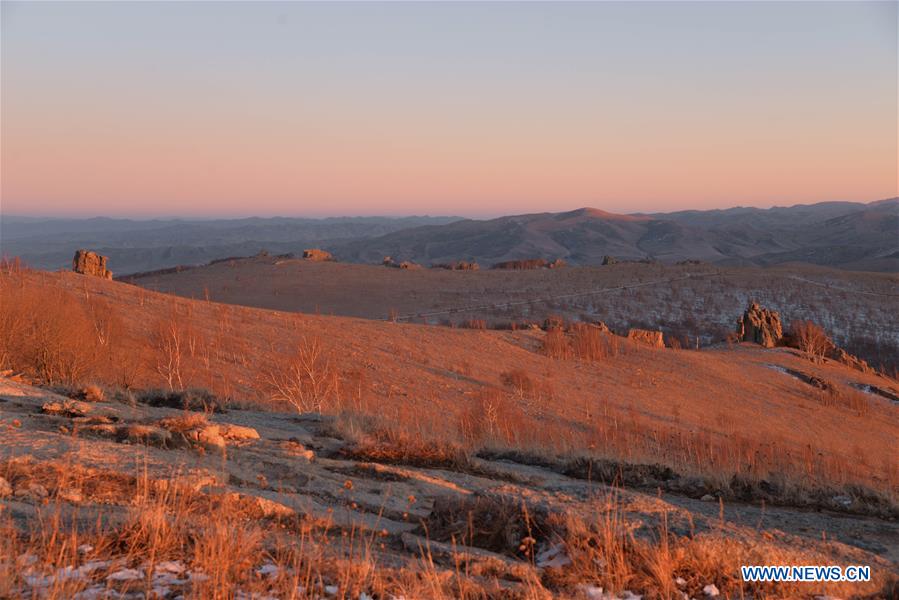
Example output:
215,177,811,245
158,412,209,433
790,320,831,362
462,318,486,330
424,493,546,558
500,369,535,397
80,384,105,402
570,324,620,361
0,273,104,385
457,387,530,448
543,496,885,599
817,386,870,416
339,416,472,470
541,328,571,359
262,336,339,413
543,325,620,362
139,388,225,413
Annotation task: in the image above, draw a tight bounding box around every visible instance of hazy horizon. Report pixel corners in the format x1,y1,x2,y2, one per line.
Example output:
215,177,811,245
3,193,895,222
2,1,897,218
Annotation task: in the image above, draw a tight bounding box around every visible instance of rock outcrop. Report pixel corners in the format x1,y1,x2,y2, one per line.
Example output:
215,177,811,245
383,256,422,269
72,250,112,279
302,248,334,261
827,346,871,374
736,302,783,348
627,329,664,348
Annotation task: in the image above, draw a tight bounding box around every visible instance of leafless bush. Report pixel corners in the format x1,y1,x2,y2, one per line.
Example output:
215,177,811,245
152,315,186,391
0,272,102,385
263,336,339,413
789,320,831,362
543,325,620,362
542,328,572,359
500,369,535,397
461,318,486,330
817,386,870,416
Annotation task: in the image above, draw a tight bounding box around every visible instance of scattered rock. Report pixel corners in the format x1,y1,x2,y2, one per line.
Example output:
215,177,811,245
72,249,113,279
194,424,226,449
225,492,294,518
42,400,94,418
302,248,334,262
281,440,315,461
57,488,83,503
382,256,422,269
831,495,853,508
627,329,664,348
0,476,12,498
700,494,716,502
15,483,49,500
219,423,260,442
736,302,783,348
107,568,143,582
703,583,720,597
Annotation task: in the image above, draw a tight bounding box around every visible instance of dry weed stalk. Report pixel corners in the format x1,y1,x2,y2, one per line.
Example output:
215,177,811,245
264,336,340,413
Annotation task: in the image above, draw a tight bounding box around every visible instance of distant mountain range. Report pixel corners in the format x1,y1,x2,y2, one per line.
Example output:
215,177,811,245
331,198,899,272
2,198,896,273
0,215,461,274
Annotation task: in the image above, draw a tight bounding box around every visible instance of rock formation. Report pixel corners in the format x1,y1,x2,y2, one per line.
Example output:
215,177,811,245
602,255,618,265
827,346,872,374
383,256,421,269
627,329,664,348
736,302,783,348
302,248,334,261
72,250,113,279
547,258,567,269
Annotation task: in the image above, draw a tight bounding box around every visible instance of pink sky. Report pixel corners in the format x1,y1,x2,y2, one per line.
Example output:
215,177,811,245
2,2,896,217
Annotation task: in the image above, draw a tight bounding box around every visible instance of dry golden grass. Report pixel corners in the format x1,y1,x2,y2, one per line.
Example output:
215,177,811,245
2,267,898,518
4,468,893,600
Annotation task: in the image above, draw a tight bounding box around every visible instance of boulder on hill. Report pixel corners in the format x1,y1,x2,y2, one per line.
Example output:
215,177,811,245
302,248,334,261
627,329,664,348
737,302,783,348
72,250,113,279
383,256,422,269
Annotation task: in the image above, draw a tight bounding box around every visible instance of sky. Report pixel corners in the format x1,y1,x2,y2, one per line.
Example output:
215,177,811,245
1,1,896,218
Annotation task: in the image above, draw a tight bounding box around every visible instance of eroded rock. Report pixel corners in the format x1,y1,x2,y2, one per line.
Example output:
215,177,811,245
627,329,664,348
302,248,334,261
219,423,260,441
736,302,783,348
72,250,113,279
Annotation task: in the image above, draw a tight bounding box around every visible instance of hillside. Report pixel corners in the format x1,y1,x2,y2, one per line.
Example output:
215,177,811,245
126,256,899,373
3,268,899,598
331,199,899,271
2,268,899,597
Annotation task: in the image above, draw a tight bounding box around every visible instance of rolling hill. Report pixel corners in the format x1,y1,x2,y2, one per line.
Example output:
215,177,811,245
332,199,899,271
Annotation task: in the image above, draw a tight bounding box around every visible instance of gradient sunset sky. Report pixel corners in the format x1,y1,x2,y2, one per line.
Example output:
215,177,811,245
2,1,896,218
